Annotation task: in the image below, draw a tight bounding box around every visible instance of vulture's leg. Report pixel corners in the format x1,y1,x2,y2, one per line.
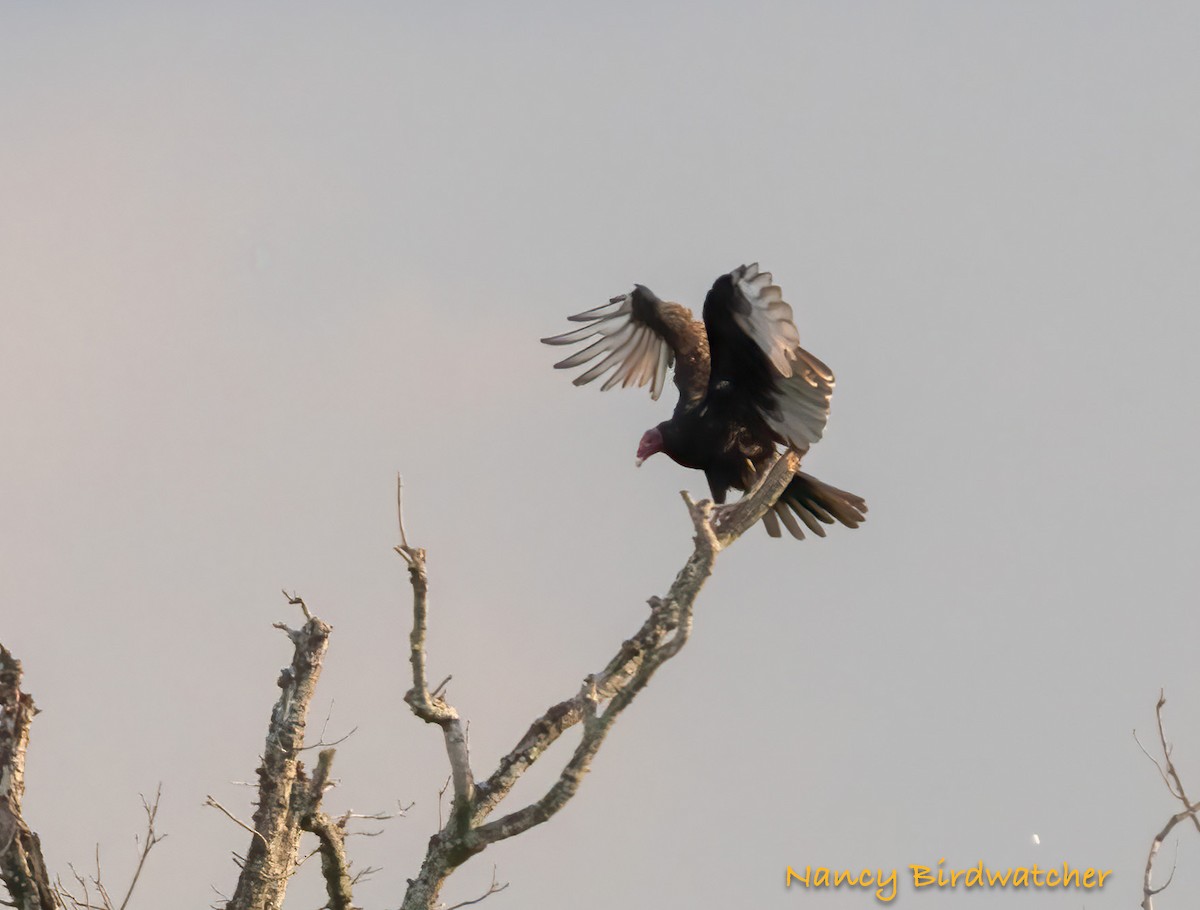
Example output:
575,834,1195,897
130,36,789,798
706,473,729,504
708,472,746,529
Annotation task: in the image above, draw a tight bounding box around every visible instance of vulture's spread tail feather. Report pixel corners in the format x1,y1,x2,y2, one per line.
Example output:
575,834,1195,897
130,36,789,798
762,471,867,539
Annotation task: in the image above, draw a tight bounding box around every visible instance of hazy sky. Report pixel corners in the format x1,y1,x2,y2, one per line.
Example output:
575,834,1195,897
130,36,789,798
3,3,1200,908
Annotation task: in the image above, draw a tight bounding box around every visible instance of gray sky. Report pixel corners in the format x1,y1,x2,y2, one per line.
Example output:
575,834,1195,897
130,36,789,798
3,2,1199,907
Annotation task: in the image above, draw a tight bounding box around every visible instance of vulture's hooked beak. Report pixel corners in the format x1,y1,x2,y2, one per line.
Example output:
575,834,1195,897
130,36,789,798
635,456,646,468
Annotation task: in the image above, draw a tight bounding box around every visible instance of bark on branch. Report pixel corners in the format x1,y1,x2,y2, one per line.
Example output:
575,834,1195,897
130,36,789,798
711,449,802,545
396,540,475,839
0,645,58,910
223,609,345,910
297,750,355,910
395,457,797,910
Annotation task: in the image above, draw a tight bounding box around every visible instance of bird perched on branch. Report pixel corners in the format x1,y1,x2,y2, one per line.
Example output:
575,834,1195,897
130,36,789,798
542,263,866,539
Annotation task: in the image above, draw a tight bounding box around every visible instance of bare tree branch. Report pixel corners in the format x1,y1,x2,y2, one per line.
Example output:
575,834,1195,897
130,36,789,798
397,474,475,841
441,865,507,910
205,798,268,849
297,751,355,910
53,790,164,910
397,536,476,842
1153,691,1200,835
223,596,333,910
395,460,793,910
283,590,314,623
396,474,412,551
300,701,357,753
1141,691,1200,910
5,458,802,910
88,848,111,910
1134,730,1174,793
115,787,164,910
711,449,802,545
0,644,58,910
471,493,717,845
1143,805,1197,909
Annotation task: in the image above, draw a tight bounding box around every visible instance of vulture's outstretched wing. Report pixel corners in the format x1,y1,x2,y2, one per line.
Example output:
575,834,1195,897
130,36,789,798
542,284,709,406
702,263,834,449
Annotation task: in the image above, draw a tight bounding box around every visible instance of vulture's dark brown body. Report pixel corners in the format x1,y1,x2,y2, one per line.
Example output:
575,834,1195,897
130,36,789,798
543,264,866,539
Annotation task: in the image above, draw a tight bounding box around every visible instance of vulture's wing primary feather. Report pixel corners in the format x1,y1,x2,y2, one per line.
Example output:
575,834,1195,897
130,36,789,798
541,284,708,405
702,263,834,449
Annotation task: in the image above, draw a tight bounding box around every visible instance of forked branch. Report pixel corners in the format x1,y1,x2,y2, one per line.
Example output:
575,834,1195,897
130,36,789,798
53,787,165,910
1139,691,1200,909
297,750,355,910
396,477,475,839
219,597,337,910
395,457,797,910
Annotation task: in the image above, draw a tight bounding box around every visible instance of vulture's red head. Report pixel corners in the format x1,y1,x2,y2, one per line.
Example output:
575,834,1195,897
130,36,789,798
635,426,664,467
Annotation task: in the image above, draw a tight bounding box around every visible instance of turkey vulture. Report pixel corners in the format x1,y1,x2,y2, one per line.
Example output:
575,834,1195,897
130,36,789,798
542,263,866,539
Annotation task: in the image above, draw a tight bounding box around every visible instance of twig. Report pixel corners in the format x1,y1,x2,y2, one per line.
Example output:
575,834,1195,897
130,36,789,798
350,865,380,887
437,776,451,831
397,474,411,551
442,866,508,910
1134,730,1174,792
339,802,411,824
283,589,314,622
292,846,320,872
206,796,268,849
300,726,359,753
115,785,166,910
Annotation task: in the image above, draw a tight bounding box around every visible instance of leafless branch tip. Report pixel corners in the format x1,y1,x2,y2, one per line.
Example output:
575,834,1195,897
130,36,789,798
1142,691,1200,910
442,865,509,910
281,589,313,621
